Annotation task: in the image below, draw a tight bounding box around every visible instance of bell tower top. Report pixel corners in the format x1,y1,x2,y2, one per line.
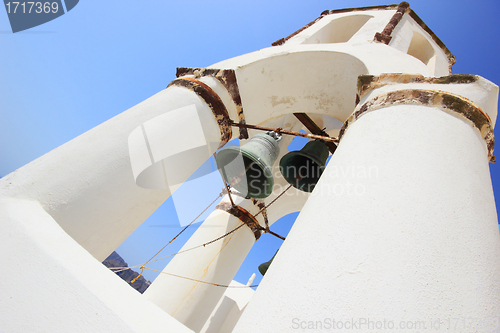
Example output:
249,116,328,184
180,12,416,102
271,2,455,76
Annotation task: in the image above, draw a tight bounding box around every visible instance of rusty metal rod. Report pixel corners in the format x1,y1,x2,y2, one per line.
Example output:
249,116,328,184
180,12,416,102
264,228,286,241
229,121,339,143
293,112,337,154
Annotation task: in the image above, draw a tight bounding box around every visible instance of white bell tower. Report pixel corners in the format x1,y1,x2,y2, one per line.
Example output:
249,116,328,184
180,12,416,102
0,2,498,332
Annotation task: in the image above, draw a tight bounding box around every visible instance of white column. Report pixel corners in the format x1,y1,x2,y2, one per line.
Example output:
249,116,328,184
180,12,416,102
144,193,263,332
0,82,228,261
234,75,500,332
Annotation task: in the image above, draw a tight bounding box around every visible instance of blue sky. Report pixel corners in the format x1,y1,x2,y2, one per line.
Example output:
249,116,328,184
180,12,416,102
1,1,499,286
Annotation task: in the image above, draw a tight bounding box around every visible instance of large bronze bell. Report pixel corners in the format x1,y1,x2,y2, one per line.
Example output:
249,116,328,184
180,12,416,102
279,140,329,192
215,132,281,199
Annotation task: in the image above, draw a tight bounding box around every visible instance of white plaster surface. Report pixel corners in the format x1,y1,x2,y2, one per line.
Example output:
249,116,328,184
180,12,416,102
0,196,192,333
200,280,254,333
234,84,500,332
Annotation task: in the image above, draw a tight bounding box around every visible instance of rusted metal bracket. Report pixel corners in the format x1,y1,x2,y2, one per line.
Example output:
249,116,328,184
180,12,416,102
168,77,231,148
176,67,249,140
215,202,262,240
293,112,337,154
340,88,495,163
374,2,410,44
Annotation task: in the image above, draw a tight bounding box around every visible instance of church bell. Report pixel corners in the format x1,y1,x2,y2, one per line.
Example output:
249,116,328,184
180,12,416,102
279,140,329,192
215,132,281,199
258,250,278,276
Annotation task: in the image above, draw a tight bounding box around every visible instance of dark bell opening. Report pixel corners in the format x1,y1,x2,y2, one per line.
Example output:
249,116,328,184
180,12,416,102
243,156,268,194
282,155,324,192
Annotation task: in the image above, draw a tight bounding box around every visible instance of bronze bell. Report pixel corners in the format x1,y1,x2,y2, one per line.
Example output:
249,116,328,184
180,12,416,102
279,140,330,192
215,132,281,198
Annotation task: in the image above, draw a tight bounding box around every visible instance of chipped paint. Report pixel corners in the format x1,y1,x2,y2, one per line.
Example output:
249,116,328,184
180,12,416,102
168,77,231,148
269,95,297,107
339,89,495,162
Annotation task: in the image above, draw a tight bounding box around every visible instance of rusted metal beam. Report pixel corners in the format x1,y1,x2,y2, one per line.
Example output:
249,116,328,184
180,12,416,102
229,120,338,144
293,112,338,154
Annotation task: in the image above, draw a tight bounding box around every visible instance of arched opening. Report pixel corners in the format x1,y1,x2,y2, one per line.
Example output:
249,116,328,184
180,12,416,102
303,15,373,44
407,31,436,66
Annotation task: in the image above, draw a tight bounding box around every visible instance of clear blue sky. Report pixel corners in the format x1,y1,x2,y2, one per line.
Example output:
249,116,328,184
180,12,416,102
1,1,499,286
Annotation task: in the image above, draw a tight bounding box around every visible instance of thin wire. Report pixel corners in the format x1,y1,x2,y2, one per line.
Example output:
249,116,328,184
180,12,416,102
143,267,259,288
142,191,224,267
110,181,293,276
254,184,293,218
202,223,245,247
113,222,248,274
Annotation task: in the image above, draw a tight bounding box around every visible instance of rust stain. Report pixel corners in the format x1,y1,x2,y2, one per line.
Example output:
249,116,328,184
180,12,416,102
272,4,400,47
216,202,263,240
371,2,454,71
168,77,231,148
448,55,457,75
176,67,248,139
339,88,495,162
357,74,480,99
172,222,240,315
407,9,454,71
374,2,410,44
251,198,269,227
270,96,297,107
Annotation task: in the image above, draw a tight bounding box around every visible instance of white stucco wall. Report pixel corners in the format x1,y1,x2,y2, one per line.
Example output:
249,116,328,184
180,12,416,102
234,78,500,332
0,196,192,333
